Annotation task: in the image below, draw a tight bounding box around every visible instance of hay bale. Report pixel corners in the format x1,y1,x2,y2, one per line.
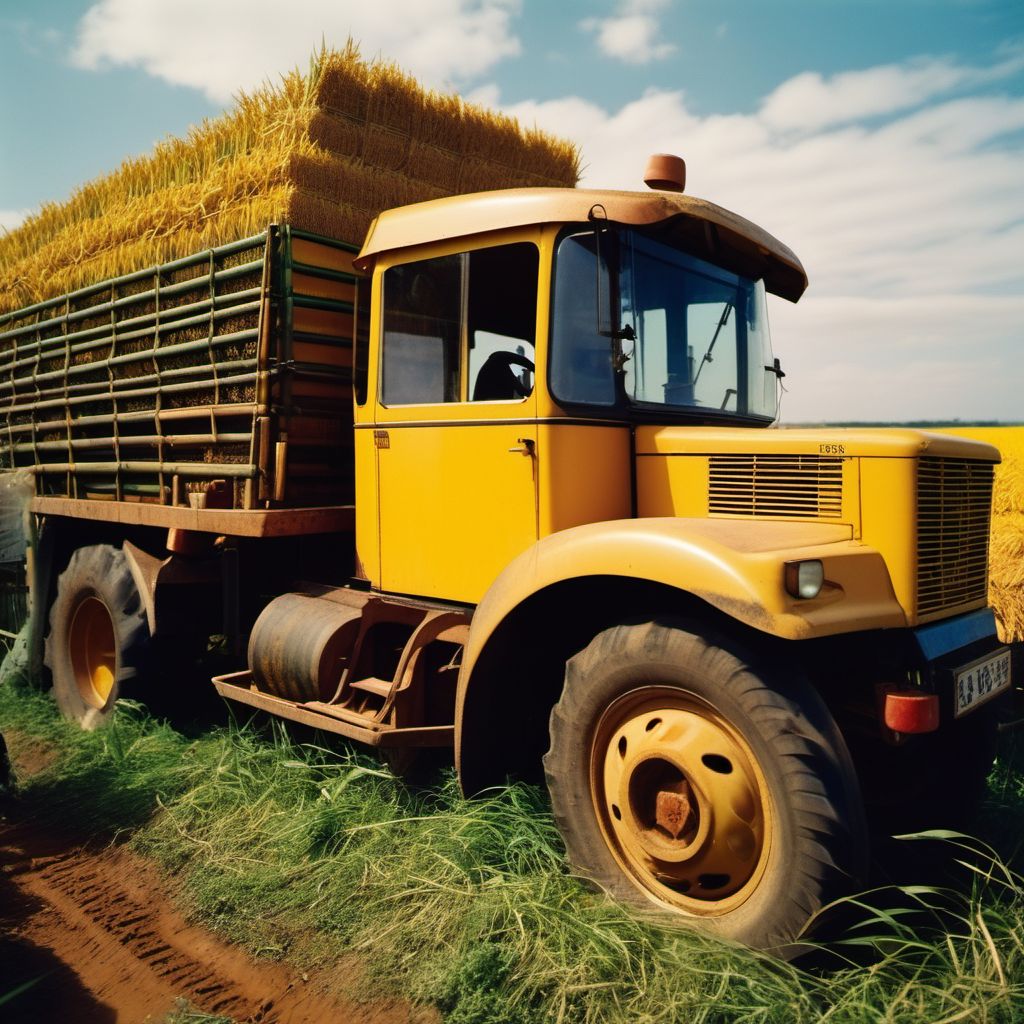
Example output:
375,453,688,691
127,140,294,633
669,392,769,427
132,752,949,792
990,518,1024,643
0,43,579,317
986,430,1024,642
981,433,1024,643
308,110,365,162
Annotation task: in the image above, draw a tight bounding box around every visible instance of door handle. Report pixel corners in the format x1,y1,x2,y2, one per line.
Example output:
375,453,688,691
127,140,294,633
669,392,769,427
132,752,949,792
508,438,536,456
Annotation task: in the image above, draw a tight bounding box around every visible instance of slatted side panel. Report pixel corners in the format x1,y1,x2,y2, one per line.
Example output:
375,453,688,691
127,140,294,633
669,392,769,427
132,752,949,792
267,227,358,507
917,458,993,615
0,233,268,507
708,454,844,519
0,226,360,510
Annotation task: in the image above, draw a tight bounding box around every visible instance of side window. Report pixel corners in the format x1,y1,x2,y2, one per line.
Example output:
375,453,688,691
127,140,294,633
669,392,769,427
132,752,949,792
466,244,538,402
382,254,462,405
381,243,538,406
550,232,616,406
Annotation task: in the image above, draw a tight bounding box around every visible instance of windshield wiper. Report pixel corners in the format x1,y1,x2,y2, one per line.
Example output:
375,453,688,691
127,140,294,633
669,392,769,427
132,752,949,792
692,302,733,386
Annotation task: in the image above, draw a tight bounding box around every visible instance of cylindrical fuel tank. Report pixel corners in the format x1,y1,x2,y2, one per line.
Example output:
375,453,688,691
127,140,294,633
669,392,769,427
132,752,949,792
248,593,362,703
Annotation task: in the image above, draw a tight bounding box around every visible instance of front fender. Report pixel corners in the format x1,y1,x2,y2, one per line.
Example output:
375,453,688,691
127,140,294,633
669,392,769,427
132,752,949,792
459,516,905,695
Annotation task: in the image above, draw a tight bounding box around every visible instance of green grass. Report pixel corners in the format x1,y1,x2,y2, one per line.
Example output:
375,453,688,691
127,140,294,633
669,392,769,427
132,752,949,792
2,674,1024,1023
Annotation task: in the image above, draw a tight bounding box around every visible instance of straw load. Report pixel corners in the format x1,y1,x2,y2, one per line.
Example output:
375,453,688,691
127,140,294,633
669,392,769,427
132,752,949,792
985,435,1024,644
0,43,580,316
0,44,578,510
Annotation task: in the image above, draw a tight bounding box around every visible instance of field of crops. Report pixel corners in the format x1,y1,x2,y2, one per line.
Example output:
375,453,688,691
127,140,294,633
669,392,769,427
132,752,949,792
939,426,1024,643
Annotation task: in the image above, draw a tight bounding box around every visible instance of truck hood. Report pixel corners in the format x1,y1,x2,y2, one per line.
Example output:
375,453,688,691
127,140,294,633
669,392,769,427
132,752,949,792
634,426,1002,462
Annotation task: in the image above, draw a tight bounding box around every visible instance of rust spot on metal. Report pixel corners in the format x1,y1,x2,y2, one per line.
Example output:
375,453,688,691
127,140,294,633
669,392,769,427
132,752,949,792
656,782,696,840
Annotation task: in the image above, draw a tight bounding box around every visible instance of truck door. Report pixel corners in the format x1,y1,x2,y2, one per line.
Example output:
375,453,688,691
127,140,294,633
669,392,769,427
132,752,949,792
373,241,540,604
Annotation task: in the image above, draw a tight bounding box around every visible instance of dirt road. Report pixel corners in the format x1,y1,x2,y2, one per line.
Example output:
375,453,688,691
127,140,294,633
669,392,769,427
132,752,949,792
0,736,436,1024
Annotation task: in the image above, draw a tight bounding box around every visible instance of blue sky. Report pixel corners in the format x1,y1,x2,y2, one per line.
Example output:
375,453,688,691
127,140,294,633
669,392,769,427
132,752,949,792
1,0,1022,422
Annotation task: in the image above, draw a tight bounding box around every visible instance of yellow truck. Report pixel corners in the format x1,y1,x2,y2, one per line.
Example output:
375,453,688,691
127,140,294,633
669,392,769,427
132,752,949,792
0,156,1010,950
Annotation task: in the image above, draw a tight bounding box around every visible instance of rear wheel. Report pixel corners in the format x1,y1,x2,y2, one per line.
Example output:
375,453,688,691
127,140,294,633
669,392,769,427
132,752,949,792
44,545,149,729
545,621,868,952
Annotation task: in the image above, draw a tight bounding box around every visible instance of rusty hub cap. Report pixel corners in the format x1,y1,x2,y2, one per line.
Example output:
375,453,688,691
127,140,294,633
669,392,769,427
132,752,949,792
591,687,771,915
69,596,117,709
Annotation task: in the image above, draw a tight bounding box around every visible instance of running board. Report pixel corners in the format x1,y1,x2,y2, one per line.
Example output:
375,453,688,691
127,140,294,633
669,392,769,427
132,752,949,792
212,671,455,748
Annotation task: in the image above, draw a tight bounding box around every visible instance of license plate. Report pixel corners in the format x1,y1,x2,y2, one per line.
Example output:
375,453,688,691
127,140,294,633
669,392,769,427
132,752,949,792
954,648,1012,718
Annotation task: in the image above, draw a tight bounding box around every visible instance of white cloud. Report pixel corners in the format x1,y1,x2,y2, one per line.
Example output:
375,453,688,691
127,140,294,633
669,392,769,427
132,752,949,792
4,16,64,57
71,0,521,103
768,295,1024,422
490,53,1024,421
59,7,1024,421
581,0,675,64
760,48,1024,134
0,210,29,233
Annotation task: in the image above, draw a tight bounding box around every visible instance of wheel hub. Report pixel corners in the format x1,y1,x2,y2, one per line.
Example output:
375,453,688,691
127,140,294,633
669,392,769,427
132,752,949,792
654,776,696,840
68,596,117,709
592,689,770,913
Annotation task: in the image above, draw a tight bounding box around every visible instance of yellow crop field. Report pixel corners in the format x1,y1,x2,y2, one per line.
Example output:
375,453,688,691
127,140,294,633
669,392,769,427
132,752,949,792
940,426,1024,643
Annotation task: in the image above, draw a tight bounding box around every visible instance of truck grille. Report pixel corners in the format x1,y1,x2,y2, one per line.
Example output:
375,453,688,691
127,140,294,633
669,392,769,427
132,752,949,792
917,458,993,615
708,455,844,519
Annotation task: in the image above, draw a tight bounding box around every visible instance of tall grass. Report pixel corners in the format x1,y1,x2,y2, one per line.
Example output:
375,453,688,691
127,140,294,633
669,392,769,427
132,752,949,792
2,678,1024,1023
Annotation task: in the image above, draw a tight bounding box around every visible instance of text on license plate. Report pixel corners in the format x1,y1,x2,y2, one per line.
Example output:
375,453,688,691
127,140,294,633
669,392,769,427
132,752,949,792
954,648,1012,718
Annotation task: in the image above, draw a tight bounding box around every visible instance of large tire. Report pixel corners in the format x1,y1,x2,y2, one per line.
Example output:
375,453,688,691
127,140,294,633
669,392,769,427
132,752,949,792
544,620,868,952
44,545,149,730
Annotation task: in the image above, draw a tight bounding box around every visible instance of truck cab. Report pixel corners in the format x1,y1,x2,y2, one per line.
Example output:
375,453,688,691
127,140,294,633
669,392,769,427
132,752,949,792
324,175,1006,950
352,185,805,604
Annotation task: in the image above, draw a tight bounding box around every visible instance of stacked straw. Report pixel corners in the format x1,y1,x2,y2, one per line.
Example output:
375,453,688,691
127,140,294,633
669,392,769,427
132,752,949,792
988,437,1024,644
0,42,580,316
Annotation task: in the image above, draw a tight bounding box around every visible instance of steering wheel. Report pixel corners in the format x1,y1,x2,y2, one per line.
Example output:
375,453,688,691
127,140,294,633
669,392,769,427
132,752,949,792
473,351,535,400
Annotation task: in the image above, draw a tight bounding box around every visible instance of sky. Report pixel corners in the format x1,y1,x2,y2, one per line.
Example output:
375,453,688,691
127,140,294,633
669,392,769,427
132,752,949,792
1,0,1022,423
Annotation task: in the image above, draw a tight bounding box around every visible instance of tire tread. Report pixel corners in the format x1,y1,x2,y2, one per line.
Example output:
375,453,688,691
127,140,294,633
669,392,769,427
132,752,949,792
544,619,867,950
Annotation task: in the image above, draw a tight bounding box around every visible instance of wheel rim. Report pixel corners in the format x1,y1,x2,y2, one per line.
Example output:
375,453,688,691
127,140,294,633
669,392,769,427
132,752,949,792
590,686,772,915
69,596,117,709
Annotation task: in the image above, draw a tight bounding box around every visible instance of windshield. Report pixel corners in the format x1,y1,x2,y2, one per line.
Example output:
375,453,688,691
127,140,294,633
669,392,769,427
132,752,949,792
550,228,777,419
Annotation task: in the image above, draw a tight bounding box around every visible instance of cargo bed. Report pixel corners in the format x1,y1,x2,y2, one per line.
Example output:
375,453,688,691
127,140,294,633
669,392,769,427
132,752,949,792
0,225,358,515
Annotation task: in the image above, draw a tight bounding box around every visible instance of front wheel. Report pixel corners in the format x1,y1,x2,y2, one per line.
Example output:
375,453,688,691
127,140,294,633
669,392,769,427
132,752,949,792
544,621,868,952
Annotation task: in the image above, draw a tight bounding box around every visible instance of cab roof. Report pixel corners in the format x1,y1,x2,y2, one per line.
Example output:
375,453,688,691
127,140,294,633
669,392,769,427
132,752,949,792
354,187,808,302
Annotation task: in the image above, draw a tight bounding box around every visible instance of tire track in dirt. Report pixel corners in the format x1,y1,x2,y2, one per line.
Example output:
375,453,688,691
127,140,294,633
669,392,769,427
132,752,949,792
0,811,436,1024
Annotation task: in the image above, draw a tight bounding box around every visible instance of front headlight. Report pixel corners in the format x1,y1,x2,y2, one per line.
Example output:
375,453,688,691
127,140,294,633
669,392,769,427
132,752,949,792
784,560,824,600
